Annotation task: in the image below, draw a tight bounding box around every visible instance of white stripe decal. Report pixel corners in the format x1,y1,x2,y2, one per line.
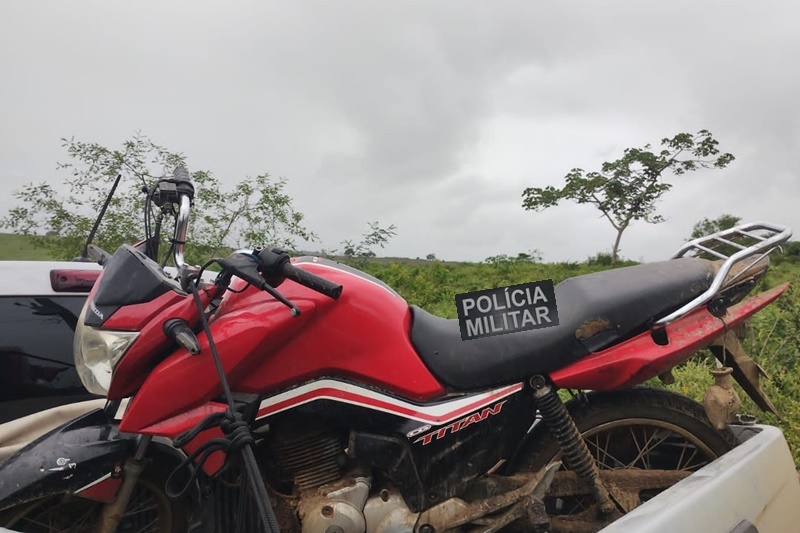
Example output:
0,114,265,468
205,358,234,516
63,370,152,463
75,472,112,494
256,380,524,425
113,398,130,421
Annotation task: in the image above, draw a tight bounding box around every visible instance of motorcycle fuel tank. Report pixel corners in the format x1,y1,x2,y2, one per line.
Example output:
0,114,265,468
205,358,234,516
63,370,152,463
119,258,446,433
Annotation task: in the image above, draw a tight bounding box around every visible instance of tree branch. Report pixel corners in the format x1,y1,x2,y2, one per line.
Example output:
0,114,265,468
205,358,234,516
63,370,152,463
590,193,620,230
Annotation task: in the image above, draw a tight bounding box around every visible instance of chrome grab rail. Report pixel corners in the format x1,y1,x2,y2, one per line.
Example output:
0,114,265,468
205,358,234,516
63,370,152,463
654,221,792,326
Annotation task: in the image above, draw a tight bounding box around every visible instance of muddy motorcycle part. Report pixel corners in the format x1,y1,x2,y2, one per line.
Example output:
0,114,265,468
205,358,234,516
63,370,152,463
529,376,615,517
95,435,153,533
0,409,136,511
1,462,185,533
414,463,560,533
709,330,781,419
512,387,737,533
0,408,191,533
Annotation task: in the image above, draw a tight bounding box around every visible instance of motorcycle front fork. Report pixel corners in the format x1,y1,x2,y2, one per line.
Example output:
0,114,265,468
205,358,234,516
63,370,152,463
530,375,616,516
95,435,152,533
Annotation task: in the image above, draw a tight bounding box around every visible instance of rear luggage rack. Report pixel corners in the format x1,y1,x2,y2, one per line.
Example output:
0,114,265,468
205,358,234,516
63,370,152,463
655,221,792,326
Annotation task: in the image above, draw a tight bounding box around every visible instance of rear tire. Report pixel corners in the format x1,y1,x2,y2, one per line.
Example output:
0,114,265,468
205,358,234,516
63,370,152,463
513,387,737,532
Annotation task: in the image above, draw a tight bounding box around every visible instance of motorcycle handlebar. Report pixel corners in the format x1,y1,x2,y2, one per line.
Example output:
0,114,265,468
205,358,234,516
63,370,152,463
280,261,343,300
173,194,191,269
170,166,194,269
172,166,191,183
163,166,343,302
257,248,342,300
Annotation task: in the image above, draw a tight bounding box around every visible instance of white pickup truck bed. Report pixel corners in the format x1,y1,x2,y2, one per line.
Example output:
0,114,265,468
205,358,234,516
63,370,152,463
601,425,800,533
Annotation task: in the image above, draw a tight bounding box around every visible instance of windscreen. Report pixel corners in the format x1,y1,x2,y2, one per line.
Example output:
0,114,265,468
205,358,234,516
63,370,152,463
84,244,182,327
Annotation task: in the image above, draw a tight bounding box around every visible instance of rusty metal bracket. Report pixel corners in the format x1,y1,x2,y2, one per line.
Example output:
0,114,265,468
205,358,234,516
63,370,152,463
709,330,781,421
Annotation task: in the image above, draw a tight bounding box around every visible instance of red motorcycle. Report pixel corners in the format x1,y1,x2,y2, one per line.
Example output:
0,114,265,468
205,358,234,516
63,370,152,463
0,167,791,533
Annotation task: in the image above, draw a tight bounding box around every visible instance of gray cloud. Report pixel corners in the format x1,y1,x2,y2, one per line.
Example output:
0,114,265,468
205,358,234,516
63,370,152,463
1,1,799,264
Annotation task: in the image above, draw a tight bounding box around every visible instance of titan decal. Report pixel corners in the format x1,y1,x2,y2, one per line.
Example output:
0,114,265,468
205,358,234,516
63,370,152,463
413,400,507,446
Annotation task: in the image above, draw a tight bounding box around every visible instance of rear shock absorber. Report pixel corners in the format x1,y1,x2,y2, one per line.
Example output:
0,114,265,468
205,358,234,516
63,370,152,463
530,375,615,516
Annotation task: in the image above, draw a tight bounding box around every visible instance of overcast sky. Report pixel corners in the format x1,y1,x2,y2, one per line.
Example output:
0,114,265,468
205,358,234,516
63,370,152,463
1,1,798,263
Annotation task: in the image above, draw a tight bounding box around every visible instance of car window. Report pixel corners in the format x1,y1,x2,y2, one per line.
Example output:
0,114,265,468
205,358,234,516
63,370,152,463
0,296,92,423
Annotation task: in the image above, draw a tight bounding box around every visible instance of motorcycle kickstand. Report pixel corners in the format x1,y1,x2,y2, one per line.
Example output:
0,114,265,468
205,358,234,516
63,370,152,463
95,435,152,533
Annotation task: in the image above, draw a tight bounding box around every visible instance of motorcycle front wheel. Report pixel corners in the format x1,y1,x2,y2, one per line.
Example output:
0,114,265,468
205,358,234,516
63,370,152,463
0,464,187,533
512,387,738,533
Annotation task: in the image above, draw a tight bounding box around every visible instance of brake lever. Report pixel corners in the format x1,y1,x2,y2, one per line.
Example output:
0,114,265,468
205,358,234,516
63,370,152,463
217,253,301,316
262,284,301,317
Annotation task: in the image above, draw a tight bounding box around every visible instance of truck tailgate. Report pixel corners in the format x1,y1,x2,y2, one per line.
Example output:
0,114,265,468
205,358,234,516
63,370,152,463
601,424,800,533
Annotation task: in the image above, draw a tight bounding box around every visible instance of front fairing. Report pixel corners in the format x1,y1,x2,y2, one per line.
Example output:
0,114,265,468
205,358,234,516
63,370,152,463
83,244,185,330
0,408,136,510
74,244,213,400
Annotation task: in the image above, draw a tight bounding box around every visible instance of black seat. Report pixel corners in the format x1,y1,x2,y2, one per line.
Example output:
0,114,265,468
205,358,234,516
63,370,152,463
409,258,716,391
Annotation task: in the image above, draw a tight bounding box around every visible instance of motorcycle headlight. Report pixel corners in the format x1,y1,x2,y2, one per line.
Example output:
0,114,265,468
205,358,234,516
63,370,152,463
73,306,139,395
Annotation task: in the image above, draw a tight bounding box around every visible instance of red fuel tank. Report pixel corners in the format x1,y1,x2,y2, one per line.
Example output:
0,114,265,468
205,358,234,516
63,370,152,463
120,258,446,432
235,258,446,401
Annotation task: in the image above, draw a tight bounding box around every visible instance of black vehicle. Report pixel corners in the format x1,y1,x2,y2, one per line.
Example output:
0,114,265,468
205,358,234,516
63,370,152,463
0,261,101,425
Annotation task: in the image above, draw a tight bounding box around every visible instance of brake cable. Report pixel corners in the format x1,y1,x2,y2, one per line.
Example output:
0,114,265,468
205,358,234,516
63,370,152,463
165,278,281,533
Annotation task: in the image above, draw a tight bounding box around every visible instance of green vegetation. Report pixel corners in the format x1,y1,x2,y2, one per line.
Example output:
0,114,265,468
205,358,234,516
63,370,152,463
0,232,54,260
522,130,734,264
690,214,742,240
1,134,315,265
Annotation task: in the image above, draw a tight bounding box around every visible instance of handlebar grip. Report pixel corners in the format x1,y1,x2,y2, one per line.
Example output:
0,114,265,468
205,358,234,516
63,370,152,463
281,263,343,300
169,166,195,201
173,166,190,182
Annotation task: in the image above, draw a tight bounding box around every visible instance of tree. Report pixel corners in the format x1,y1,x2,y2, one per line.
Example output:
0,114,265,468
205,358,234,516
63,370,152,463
688,214,747,260
483,249,542,266
339,221,398,267
514,249,543,263
2,133,315,263
426,253,436,261
522,130,735,264
690,214,741,240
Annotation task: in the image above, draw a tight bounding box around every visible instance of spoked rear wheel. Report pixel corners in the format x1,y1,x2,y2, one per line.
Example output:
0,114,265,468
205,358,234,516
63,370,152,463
0,466,186,533
516,388,737,533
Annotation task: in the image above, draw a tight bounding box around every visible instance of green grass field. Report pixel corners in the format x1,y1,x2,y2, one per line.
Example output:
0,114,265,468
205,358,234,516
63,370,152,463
3,232,799,465
0,233,57,260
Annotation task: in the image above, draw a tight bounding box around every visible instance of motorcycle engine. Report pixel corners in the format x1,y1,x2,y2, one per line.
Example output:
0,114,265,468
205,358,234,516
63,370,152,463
265,422,418,532
266,422,371,532
268,423,347,491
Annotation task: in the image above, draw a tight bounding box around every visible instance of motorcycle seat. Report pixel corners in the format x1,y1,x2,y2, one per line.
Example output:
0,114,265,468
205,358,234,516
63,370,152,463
409,258,716,391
